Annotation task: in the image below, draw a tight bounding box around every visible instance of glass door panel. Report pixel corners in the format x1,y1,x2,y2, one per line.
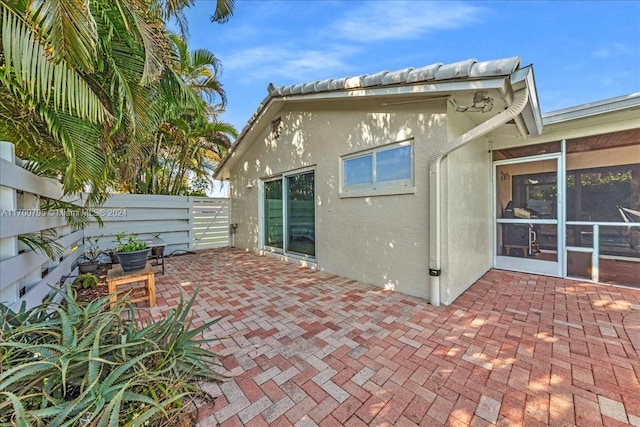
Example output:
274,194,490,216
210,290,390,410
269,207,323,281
264,179,283,249
262,171,315,258
497,224,557,261
495,156,561,276
287,172,315,256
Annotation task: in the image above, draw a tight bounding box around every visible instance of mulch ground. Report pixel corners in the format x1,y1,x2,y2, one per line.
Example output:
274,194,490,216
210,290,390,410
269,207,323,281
72,264,110,302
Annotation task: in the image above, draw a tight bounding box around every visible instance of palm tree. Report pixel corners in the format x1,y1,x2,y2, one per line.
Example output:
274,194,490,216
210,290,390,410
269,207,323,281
0,0,236,199
159,118,235,195
1,0,164,201
168,33,226,104
115,34,236,196
122,97,236,195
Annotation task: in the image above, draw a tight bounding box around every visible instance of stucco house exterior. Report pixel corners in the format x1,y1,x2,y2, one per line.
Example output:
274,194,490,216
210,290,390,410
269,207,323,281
214,57,640,305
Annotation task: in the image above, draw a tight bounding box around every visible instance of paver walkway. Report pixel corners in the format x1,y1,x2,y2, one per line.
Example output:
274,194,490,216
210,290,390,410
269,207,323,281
151,248,640,426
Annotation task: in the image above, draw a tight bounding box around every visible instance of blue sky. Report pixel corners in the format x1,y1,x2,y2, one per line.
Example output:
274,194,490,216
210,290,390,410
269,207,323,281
184,0,640,135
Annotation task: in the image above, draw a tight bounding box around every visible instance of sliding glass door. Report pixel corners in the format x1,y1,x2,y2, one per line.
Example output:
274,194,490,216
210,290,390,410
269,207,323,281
264,179,283,249
287,172,315,256
263,169,315,258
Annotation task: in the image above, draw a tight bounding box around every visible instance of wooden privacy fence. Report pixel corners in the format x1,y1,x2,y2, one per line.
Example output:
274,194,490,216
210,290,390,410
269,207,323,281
0,141,230,311
0,142,83,311
82,195,230,256
192,197,231,250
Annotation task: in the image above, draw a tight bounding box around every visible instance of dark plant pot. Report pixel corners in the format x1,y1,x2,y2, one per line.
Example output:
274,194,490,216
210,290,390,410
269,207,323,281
110,252,119,264
116,248,151,272
79,262,99,274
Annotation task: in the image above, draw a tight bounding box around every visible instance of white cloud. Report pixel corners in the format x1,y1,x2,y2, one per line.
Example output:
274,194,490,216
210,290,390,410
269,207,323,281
333,0,482,42
219,1,484,86
223,45,356,82
593,43,633,59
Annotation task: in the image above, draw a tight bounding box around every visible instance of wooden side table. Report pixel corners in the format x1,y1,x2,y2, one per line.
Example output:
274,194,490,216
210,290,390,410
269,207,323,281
106,262,156,308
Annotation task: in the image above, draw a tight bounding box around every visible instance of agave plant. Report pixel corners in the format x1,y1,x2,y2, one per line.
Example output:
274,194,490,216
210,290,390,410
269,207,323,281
0,286,225,426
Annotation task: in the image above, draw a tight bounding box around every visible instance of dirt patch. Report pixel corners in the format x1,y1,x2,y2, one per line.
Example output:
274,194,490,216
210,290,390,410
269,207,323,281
72,264,110,303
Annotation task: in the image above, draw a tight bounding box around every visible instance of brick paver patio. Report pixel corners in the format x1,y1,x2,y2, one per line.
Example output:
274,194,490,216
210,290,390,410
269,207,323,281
150,248,640,426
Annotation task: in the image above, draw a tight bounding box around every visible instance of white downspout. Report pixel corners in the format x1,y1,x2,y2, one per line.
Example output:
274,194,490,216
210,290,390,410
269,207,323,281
428,87,530,306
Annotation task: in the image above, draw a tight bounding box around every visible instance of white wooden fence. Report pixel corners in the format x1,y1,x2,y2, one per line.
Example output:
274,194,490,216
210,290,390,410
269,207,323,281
83,195,230,256
0,142,83,311
0,141,230,311
192,197,231,250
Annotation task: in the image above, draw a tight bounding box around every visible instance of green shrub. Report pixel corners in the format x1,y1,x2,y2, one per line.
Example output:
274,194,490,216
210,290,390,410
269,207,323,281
73,273,99,289
114,234,149,253
0,287,225,426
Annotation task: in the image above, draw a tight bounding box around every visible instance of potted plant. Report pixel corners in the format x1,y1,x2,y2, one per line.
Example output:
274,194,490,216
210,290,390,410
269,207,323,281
114,234,150,272
107,232,127,265
78,236,105,273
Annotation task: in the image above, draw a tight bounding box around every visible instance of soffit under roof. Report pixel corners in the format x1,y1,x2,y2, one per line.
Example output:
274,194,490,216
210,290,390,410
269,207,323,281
494,128,640,159
567,128,640,152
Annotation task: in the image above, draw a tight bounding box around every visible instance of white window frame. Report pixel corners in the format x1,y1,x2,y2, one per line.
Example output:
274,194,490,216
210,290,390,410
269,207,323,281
339,138,415,198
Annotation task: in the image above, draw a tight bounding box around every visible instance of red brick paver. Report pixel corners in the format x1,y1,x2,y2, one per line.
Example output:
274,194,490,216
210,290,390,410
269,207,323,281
148,248,640,426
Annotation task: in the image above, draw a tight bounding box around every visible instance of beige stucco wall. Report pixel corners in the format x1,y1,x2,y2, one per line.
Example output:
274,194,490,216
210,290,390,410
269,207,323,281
229,101,448,299
440,103,493,305
441,144,493,304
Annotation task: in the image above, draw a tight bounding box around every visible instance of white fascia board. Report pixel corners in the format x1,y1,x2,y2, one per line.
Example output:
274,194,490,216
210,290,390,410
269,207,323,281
510,65,543,137
542,92,640,125
214,98,283,179
279,78,510,103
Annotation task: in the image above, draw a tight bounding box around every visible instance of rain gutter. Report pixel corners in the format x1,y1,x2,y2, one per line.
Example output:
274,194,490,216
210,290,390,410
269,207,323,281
428,87,530,306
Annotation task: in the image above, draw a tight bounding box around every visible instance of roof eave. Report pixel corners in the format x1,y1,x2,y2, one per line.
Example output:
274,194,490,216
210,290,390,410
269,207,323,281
509,65,543,137
542,92,640,125
214,96,284,180
214,77,515,179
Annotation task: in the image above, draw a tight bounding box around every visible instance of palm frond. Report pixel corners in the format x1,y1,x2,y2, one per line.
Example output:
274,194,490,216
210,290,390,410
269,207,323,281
37,107,109,195
26,0,98,72
211,0,235,23
167,32,190,71
159,0,194,38
190,49,221,72
41,198,105,230
18,231,63,260
22,157,67,178
0,5,107,123
115,0,166,85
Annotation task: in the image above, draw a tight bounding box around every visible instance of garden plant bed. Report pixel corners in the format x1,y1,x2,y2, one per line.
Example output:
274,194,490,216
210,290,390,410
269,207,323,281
2,280,223,426
73,264,110,302
73,263,158,304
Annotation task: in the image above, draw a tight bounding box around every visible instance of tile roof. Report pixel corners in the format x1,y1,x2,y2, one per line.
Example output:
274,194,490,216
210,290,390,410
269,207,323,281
267,57,522,97
215,57,525,178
